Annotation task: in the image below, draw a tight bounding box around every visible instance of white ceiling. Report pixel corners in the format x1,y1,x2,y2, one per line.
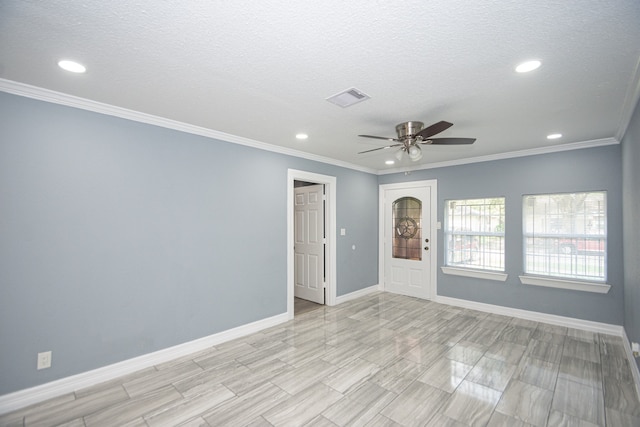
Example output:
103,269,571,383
1,1,639,173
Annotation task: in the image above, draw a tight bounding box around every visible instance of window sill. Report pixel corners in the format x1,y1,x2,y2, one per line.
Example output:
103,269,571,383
519,275,611,294
441,266,508,282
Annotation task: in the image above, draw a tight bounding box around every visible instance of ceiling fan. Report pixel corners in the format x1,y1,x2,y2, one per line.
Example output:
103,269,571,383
358,120,476,161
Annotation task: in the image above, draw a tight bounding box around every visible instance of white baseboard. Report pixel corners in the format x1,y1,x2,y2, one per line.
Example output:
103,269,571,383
335,284,381,305
621,329,640,400
0,312,289,415
434,295,624,336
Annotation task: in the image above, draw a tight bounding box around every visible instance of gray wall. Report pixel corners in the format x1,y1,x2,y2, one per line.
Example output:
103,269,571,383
0,92,379,395
379,145,624,325
622,97,640,371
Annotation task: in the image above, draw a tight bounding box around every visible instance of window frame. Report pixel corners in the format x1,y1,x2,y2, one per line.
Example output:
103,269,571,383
442,197,507,281
520,191,610,293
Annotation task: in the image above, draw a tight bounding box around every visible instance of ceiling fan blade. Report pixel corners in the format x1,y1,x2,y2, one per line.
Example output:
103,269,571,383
358,134,399,142
422,137,476,145
415,121,454,139
358,143,403,154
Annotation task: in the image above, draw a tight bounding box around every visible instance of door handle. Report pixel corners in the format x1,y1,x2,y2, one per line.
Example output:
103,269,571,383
424,246,429,251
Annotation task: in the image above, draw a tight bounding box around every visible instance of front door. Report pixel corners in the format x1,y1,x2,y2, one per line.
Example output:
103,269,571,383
294,184,325,304
382,183,435,299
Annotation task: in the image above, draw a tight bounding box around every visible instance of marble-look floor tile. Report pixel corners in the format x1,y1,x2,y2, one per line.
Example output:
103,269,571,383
444,340,486,365
368,357,427,394
527,339,563,364
603,377,640,416
84,385,182,426
551,378,605,426
364,414,403,427
262,383,343,427
24,386,129,426
484,340,527,365
203,381,289,427
401,340,449,366
498,325,533,346
605,407,640,426
463,326,501,346
223,358,292,395
143,384,235,427
531,328,566,345
380,381,449,427
465,356,516,392
123,360,203,397
515,356,559,390
486,411,535,427
424,412,469,426
558,355,602,389
322,357,380,394
417,356,473,393
271,359,338,395
546,410,600,426
4,293,640,427
562,338,601,363
441,380,502,427
494,379,553,427
322,381,396,427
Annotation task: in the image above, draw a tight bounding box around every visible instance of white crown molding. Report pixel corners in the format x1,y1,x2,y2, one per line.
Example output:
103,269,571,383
434,295,624,336
378,137,620,175
0,312,288,415
0,79,377,175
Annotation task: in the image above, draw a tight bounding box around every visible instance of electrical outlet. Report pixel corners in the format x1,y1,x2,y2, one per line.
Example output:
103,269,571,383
37,351,52,370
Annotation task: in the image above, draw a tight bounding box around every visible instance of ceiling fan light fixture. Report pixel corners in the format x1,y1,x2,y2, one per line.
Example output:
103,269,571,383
408,145,423,161
395,149,404,161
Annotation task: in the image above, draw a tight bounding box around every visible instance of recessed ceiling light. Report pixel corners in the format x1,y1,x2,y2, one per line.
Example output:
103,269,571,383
58,60,86,73
515,60,541,73
295,133,308,140
547,133,562,140
385,160,395,165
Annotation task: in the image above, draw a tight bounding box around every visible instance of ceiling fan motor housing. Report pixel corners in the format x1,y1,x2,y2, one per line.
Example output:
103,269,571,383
396,121,424,139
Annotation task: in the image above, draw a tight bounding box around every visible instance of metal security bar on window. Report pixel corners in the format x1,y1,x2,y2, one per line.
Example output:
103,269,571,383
445,198,505,271
523,192,606,282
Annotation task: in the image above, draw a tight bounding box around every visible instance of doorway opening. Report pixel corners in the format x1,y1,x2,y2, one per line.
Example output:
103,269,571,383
287,170,337,319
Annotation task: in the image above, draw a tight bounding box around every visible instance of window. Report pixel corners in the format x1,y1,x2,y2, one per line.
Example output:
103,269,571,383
523,192,606,282
445,198,505,271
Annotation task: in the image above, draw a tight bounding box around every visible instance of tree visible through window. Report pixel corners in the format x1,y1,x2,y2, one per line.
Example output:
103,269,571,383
445,198,505,271
523,192,606,282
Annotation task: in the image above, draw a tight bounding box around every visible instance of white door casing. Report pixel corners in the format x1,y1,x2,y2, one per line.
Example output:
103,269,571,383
287,169,337,319
379,181,437,300
294,184,325,304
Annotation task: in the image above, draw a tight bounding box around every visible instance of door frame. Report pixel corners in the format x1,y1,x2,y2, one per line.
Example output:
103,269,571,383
378,180,438,299
287,169,337,319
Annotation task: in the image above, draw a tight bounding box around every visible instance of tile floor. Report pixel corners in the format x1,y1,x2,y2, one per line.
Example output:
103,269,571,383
2,292,640,426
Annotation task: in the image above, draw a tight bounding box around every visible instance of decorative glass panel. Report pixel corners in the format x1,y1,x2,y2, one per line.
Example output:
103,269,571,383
392,197,422,260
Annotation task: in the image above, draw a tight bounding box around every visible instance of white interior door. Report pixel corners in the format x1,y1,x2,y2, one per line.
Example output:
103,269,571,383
382,184,435,299
294,184,325,304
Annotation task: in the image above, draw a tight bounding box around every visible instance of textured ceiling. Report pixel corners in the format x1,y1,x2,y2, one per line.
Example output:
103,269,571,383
1,1,639,172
